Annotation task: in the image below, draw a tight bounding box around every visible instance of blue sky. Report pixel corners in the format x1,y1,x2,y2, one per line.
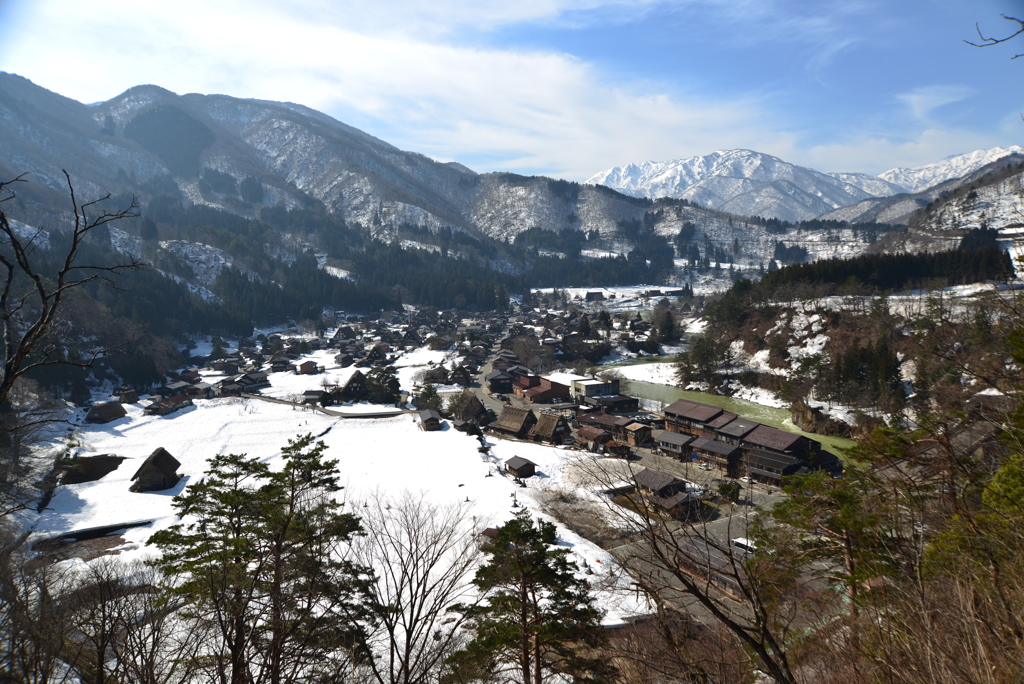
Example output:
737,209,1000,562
0,0,1020,180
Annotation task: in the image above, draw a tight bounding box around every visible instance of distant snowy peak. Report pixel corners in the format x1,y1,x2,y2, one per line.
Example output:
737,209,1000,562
826,172,905,198
587,146,1024,222
879,146,1024,194
585,149,882,222
586,149,802,198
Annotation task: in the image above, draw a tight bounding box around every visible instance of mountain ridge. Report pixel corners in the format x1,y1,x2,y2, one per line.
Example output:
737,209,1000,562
587,146,1024,222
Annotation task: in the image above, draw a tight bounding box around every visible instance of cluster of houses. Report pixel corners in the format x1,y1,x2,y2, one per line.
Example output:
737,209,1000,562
476,343,839,488
657,399,840,482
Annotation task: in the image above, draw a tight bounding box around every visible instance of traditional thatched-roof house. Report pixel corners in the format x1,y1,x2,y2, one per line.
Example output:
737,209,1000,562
453,392,489,424
528,412,571,444
130,447,181,492
86,401,127,424
448,365,472,386
492,406,537,439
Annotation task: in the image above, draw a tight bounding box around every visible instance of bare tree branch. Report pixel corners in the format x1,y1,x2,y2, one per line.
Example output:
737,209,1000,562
0,171,143,412
964,14,1024,58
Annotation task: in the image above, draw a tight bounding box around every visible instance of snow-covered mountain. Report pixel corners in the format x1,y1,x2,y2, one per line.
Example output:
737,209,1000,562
585,150,899,223
587,147,1024,222
878,146,1024,194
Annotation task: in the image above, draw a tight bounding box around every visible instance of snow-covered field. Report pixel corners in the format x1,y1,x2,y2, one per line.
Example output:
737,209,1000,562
30,394,643,622
611,362,678,385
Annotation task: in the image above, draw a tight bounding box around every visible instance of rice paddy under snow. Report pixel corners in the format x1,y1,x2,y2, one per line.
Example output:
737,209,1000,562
30,392,645,622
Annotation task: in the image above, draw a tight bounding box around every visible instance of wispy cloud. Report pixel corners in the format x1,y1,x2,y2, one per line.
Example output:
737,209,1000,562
0,0,787,179
897,85,975,122
0,0,1016,180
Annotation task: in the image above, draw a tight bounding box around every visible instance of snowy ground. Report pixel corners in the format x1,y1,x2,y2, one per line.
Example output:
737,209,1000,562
611,362,678,385
29,395,645,622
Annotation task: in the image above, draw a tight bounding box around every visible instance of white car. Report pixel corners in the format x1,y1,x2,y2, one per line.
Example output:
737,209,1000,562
697,463,713,471
739,476,753,484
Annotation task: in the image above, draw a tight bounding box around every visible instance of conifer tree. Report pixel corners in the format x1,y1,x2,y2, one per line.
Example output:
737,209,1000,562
149,435,372,684
449,510,612,684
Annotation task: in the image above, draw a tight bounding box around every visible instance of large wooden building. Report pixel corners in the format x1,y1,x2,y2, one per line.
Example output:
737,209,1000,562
661,399,835,483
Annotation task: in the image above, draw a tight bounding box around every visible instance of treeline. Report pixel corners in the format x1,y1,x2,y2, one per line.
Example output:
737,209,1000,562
215,254,403,324
759,244,1012,292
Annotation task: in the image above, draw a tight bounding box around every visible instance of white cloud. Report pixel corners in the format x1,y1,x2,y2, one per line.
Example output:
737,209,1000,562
897,85,974,122
0,0,791,179
0,0,1016,181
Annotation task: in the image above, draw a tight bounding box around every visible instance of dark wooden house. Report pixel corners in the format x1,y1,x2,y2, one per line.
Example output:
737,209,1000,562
652,429,694,459
691,436,742,475
418,409,443,431
297,360,320,375
505,456,537,478
130,447,181,492
448,365,472,386
117,390,139,404
576,425,613,452
143,395,193,417
484,370,513,393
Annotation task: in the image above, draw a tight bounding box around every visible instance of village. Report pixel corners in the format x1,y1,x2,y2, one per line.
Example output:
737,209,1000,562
72,295,844,558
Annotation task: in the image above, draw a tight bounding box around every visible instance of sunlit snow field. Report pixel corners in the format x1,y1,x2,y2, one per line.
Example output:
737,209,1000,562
33,390,644,621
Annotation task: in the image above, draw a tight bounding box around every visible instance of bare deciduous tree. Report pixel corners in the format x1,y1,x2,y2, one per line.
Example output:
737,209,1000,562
353,492,482,684
0,172,142,518
0,172,142,410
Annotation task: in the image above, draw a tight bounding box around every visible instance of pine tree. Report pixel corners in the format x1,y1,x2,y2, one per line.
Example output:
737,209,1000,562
449,510,613,683
419,383,443,412
149,436,372,684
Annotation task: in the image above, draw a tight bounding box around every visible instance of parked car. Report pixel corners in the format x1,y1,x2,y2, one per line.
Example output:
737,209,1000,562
739,476,753,483
698,463,713,471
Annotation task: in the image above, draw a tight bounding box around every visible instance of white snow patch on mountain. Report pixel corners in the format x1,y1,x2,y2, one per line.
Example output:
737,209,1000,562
879,146,1024,193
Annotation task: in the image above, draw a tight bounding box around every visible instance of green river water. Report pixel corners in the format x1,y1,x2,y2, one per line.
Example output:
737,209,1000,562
597,358,857,456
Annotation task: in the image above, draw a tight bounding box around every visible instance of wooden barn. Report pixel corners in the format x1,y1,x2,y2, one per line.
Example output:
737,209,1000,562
418,409,443,431
86,401,127,424
117,390,139,404
505,456,537,479
130,448,181,493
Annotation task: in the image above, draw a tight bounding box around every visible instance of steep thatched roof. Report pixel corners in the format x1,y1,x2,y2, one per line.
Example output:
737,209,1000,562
131,448,181,481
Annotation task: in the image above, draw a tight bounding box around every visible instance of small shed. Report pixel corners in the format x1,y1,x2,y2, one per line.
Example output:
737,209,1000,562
297,360,320,375
505,456,537,479
419,409,443,431
86,401,127,424
625,422,652,447
130,448,181,493
117,390,139,404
